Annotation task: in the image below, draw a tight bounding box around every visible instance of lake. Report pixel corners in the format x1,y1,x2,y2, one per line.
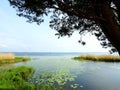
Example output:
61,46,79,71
3,52,120,90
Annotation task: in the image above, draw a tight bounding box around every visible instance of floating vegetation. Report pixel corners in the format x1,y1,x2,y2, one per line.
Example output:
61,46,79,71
0,66,83,90
70,84,79,89
73,55,120,62
31,69,82,90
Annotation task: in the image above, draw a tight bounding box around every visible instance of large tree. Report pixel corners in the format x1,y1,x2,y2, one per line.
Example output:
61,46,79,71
8,0,120,55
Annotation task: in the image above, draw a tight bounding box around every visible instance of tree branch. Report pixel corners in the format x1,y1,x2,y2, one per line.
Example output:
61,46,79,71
54,0,106,22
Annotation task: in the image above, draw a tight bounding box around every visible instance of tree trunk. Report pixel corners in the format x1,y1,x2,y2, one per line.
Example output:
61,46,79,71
99,2,120,55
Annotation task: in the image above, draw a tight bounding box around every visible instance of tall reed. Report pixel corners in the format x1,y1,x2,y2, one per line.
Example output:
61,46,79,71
0,53,15,60
73,55,120,62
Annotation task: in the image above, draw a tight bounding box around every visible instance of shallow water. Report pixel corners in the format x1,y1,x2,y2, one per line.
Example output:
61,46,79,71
12,54,120,90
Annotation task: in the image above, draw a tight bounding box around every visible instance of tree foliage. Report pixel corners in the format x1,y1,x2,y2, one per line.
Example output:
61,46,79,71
8,0,120,53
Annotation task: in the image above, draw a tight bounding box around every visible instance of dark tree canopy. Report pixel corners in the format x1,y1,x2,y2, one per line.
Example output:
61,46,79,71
8,0,120,54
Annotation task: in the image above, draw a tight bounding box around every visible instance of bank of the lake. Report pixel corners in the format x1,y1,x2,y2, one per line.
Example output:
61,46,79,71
0,66,34,90
73,55,120,62
0,53,30,65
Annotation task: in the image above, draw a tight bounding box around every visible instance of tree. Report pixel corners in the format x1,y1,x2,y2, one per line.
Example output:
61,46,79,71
8,0,120,55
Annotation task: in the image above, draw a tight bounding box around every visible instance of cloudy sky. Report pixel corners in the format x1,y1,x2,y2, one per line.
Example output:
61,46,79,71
0,0,109,52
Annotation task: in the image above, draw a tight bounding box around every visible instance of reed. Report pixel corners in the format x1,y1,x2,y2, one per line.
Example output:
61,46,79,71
73,55,120,62
0,53,15,60
0,53,30,64
0,53,15,63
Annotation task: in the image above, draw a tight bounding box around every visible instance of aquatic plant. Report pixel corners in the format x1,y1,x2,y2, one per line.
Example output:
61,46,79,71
0,66,83,90
32,69,81,90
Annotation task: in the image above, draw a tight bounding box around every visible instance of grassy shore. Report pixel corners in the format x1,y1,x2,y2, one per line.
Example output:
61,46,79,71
0,66,35,90
73,55,120,62
0,53,30,64
15,57,31,62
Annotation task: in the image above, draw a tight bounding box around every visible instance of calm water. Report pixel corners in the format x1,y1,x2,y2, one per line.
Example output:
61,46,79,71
5,52,120,90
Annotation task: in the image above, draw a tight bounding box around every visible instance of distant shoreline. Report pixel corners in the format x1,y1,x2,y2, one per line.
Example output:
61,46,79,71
0,52,115,57
73,55,120,62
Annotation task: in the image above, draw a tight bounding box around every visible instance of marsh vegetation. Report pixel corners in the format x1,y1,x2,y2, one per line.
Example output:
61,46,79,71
0,66,82,90
0,66,34,90
0,53,30,65
73,55,120,62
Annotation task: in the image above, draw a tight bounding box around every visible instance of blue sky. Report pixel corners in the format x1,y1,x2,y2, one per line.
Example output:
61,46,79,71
0,0,109,52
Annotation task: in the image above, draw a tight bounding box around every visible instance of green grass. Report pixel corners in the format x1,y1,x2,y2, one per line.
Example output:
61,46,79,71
0,66,35,90
73,55,120,62
15,57,31,62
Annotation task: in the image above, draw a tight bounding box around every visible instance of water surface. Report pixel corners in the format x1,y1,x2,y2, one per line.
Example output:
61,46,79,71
5,52,120,90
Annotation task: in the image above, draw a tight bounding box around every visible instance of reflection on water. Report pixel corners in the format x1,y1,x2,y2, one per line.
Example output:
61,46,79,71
4,56,120,90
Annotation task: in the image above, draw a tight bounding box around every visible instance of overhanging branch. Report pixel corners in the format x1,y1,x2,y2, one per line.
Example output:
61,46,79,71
54,0,106,22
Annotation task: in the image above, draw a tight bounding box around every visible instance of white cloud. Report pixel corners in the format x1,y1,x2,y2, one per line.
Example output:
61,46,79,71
0,44,8,48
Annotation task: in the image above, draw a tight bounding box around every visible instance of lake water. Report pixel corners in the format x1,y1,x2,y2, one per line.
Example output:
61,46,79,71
5,52,120,90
